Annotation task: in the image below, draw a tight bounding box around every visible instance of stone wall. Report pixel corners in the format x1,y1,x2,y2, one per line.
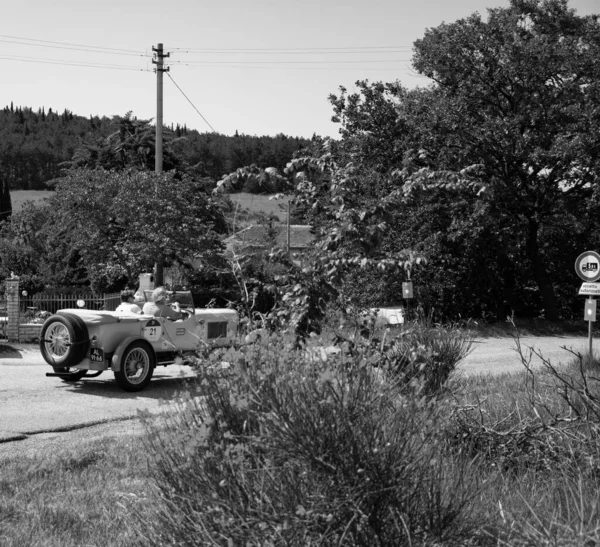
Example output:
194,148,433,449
19,324,42,343
5,277,42,343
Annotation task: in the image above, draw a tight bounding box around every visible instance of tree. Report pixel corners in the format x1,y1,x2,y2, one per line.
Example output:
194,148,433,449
67,112,181,172
0,169,228,291
327,0,600,321
406,0,600,320
0,179,11,223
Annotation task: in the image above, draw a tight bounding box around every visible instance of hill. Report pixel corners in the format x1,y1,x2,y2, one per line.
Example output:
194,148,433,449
0,104,314,191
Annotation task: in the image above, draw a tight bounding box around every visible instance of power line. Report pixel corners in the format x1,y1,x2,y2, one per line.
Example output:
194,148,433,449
0,38,149,57
173,49,411,56
166,72,216,133
182,64,417,72
172,45,413,52
0,54,151,72
171,59,410,65
0,34,146,55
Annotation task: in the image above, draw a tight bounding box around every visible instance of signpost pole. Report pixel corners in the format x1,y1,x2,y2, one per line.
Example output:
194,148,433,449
589,297,594,357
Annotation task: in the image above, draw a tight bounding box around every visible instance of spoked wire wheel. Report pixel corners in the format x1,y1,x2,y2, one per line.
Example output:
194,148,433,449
114,342,155,392
45,322,70,361
39,313,89,367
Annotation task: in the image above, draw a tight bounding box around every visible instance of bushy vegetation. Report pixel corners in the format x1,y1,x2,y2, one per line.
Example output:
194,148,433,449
127,324,600,546
450,342,600,545
136,323,479,546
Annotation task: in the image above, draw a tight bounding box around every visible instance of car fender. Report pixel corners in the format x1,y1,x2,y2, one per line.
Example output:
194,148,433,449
111,336,155,372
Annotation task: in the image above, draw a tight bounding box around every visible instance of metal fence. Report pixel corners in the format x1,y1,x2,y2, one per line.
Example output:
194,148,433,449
20,292,121,316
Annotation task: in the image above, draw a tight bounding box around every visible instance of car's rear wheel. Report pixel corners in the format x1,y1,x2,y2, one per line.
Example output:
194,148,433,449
114,341,155,392
40,313,90,368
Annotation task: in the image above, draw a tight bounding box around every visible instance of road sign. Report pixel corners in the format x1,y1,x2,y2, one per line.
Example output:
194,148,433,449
575,251,600,282
579,283,600,295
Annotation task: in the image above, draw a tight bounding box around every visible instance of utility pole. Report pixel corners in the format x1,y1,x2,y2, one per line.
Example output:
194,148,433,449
152,43,169,287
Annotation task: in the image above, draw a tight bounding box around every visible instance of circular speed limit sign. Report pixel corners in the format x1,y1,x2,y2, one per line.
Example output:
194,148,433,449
575,251,600,282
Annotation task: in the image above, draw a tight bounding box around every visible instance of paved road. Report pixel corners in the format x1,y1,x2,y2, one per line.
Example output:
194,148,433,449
458,334,591,376
0,343,197,443
0,336,593,448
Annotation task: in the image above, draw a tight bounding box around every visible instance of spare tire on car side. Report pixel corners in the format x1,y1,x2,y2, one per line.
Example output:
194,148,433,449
40,313,90,368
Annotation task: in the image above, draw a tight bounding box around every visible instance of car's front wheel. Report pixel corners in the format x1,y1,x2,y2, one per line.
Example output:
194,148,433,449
114,342,155,392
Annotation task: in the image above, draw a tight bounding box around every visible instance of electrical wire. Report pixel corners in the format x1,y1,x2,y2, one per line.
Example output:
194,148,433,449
172,45,413,52
181,64,417,72
0,54,151,71
0,34,146,55
175,50,410,56
0,38,150,57
166,72,216,133
171,59,410,65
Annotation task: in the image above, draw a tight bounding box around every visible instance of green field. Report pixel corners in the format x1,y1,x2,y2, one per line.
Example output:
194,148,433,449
10,190,53,212
227,192,291,221
10,190,288,218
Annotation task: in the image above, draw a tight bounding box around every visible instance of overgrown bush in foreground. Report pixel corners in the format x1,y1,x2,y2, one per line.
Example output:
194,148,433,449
451,338,600,546
137,328,481,546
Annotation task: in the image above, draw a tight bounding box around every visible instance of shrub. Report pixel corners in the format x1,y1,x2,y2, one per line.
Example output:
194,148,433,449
451,338,600,545
136,333,482,546
333,310,473,397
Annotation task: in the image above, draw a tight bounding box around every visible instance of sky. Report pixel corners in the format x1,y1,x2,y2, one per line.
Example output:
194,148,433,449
1,0,598,139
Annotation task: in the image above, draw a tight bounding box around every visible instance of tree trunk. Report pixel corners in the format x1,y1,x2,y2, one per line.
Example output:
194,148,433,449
496,250,516,321
526,218,559,321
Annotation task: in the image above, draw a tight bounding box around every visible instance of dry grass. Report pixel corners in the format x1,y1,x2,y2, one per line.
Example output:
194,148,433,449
230,192,291,220
0,433,149,547
9,190,290,218
10,190,53,212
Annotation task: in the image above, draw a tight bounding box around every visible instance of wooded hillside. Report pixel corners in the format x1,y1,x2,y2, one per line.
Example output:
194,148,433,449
0,103,313,190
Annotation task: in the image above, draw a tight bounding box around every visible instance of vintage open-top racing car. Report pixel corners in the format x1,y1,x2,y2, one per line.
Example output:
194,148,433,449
39,291,239,391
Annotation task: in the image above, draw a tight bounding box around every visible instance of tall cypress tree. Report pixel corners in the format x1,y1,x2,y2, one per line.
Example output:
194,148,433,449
0,179,12,223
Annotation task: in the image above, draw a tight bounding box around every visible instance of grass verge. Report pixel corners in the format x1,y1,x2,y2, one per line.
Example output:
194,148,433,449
0,433,149,547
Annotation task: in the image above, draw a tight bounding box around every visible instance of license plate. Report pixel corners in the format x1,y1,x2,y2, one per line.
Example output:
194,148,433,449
90,348,104,363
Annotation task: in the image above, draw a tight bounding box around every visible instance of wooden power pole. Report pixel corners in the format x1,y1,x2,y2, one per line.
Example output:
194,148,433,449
152,43,169,286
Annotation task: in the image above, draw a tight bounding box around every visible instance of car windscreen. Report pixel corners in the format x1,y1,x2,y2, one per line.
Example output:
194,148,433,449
143,290,194,308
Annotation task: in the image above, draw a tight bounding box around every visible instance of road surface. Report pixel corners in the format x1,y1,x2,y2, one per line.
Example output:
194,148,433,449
458,334,591,376
0,343,197,445
0,335,593,452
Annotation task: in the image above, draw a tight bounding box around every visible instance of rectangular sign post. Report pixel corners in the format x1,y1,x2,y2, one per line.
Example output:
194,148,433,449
585,297,597,356
402,281,413,323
